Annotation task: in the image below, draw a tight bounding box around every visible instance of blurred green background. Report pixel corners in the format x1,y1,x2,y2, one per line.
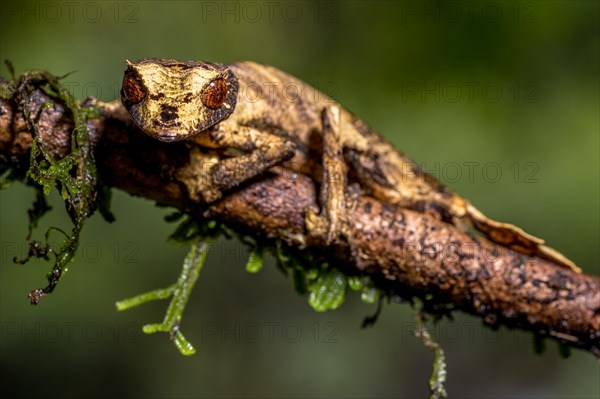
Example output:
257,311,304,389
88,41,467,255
1,1,598,398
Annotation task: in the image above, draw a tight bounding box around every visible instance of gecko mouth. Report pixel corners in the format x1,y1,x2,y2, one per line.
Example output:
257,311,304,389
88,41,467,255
149,119,186,141
154,118,181,128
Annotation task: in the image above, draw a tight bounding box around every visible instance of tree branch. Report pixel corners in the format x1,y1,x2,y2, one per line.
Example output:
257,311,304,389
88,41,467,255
1,81,598,357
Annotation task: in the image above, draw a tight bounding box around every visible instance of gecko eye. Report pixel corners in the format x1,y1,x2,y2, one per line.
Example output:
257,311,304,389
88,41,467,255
201,78,227,109
122,73,146,104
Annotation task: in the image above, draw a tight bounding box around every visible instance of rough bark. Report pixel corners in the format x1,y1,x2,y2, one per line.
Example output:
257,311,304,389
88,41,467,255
0,86,598,358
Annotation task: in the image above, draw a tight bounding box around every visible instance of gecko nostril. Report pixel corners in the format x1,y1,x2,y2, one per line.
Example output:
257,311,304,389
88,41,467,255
160,104,179,122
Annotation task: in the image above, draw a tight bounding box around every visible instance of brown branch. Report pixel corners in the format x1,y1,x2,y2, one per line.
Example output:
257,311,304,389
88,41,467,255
1,83,598,358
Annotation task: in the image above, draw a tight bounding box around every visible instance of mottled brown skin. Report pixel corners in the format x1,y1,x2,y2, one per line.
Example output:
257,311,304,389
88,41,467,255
120,58,580,272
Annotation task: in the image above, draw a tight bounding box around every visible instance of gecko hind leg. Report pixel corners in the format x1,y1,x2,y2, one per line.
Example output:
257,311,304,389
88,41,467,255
333,127,581,272
306,105,348,245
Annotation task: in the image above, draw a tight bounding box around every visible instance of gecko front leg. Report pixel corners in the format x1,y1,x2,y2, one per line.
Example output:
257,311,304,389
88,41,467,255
177,125,296,203
306,105,349,245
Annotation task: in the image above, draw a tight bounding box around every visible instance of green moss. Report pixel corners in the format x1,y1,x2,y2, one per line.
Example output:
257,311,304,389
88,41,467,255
348,276,363,291
360,286,380,304
558,341,572,359
118,239,211,356
0,79,15,100
4,67,113,304
245,247,265,273
533,334,546,355
117,216,222,355
307,267,348,312
415,312,448,399
0,60,16,100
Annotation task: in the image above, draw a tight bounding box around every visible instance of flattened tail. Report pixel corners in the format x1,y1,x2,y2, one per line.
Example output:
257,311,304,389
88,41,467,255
465,203,582,273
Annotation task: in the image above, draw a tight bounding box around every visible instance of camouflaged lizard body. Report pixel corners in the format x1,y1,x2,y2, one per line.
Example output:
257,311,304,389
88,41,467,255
121,58,580,272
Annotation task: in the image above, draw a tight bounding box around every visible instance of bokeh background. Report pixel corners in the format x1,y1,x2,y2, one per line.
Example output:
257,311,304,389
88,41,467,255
1,1,598,398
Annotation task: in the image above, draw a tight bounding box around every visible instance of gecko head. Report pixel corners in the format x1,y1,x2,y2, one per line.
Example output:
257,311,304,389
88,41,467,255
121,58,239,142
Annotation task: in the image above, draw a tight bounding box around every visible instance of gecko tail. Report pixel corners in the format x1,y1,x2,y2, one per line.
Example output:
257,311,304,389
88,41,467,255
465,203,581,273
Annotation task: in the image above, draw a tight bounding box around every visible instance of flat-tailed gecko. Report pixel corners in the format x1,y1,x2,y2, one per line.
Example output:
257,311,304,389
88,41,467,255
121,58,579,272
